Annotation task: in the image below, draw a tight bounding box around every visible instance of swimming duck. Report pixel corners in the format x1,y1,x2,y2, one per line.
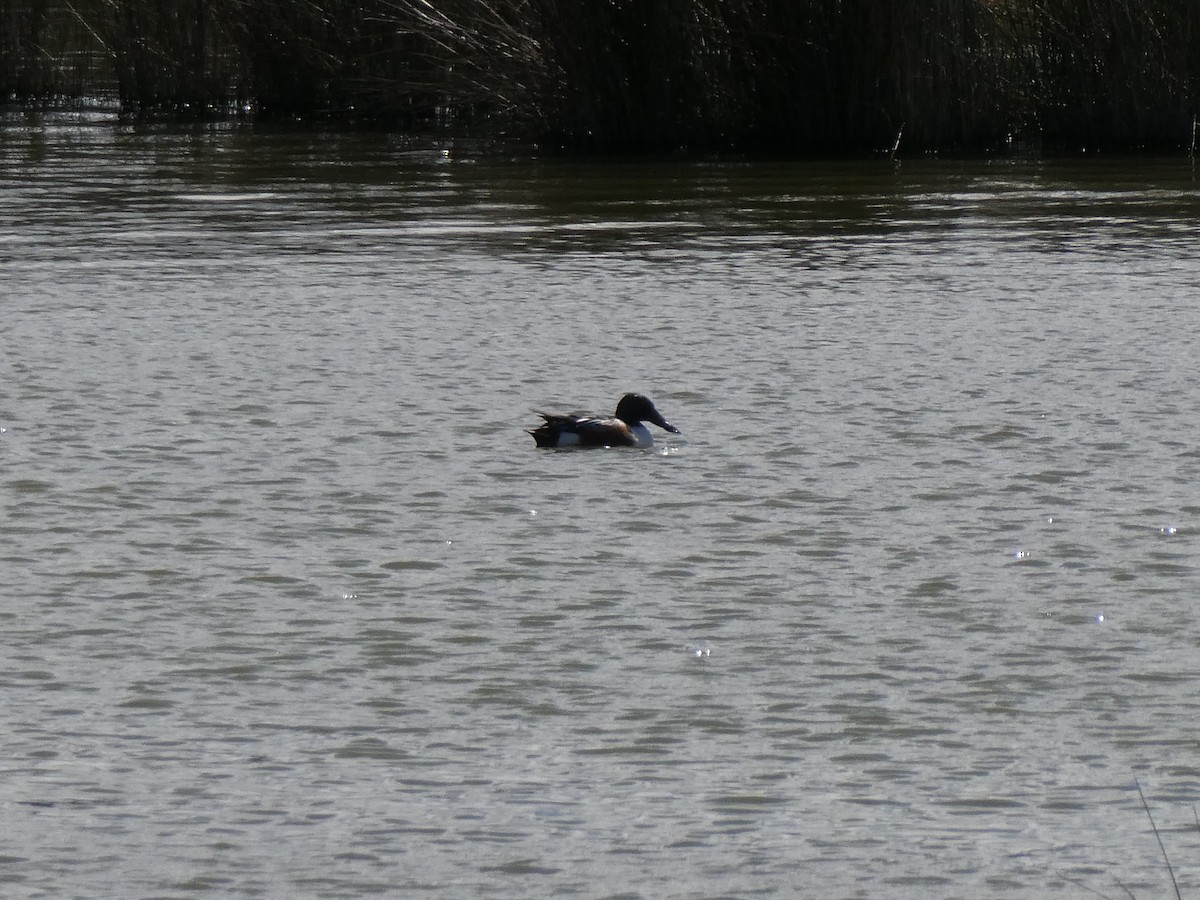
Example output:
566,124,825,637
529,393,681,449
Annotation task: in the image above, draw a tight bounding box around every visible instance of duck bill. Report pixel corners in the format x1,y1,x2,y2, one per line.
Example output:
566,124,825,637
651,413,681,434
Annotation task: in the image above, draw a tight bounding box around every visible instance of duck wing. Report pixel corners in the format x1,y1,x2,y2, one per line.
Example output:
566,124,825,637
569,415,636,447
530,413,635,448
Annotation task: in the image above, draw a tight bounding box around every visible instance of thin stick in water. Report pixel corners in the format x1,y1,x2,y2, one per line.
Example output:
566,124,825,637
1135,778,1182,900
1059,873,1129,899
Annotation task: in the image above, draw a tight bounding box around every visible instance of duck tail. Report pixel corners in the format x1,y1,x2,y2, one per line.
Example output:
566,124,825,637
528,423,557,448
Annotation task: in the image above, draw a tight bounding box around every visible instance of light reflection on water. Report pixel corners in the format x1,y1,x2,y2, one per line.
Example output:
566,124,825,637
3,110,1200,898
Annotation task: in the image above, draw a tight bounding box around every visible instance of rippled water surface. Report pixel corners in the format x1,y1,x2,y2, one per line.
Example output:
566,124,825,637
4,110,1200,898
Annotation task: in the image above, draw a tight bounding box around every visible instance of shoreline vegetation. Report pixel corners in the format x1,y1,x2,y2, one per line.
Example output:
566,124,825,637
1,0,1197,155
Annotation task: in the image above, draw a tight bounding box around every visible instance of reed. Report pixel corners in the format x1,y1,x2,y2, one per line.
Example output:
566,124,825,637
1,0,108,98
1135,779,1183,900
1,0,1197,153
73,0,230,112
1024,0,1199,150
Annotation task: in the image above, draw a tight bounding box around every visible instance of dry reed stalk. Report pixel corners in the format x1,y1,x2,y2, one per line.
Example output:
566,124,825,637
1135,778,1182,900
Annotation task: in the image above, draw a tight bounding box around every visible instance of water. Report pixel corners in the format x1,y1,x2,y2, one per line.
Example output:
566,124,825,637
3,109,1200,898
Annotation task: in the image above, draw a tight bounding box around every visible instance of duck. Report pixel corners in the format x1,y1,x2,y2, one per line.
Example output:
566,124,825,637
528,393,681,449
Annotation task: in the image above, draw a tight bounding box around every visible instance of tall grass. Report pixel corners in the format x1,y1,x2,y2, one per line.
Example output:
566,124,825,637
2,0,1197,153
1,0,107,98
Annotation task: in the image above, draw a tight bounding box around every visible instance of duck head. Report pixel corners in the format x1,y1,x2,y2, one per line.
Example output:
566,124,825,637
615,393,681,434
